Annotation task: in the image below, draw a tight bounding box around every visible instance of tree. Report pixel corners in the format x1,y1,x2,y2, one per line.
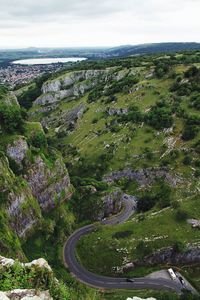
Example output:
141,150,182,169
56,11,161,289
182,125,199,141
146,105,173,130
175,209,188,222
0,104,25,133
29,132,47,149
156,182,172,209
185,66,199,78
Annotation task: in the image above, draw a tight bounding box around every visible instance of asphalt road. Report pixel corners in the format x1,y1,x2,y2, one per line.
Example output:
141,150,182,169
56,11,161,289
63,198,186,294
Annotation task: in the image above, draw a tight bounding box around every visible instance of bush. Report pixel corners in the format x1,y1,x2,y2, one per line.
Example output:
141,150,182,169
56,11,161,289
175,209,188,222
145,104,173,130
182,125,199,141
137,194,156,212
112,231,133,239
0,104,25,133
137,182,172,212
29,132,47,149
185,66,199,78
183,155,192,165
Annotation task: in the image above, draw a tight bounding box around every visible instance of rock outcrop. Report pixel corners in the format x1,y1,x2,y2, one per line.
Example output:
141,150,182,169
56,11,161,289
2,138,73,238
6,137,28,167
24,155,72,211
101,189,123,219
96,190,137,221
104,167,182,187
136,246,200,266
0,153,41,238
41,103,85,129
0,290,52,300
34,70,110,107
0,256,52,271
0,256,53,300
108,107,128,116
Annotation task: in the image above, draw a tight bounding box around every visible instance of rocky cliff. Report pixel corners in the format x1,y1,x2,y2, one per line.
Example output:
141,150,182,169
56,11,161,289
0,89,73,258
136,246,200,266
104,167,183,187
0,256,64,299
34,69,110,107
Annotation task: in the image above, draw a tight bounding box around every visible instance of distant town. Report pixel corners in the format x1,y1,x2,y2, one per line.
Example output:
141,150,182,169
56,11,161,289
0,63,66,88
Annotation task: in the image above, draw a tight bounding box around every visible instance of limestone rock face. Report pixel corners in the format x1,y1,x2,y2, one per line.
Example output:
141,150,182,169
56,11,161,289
0,256,52,272
1,137,73,240
136,246,200,266
0,257,53,299
24,156,72,211
104,167,182,187
41,103,85,129
0,153,41,238
7,189,40,237
108,107,128,116
42,70,107,94
96,189,123,221
0,290,53,300
6,137,28,167
34,69,110,107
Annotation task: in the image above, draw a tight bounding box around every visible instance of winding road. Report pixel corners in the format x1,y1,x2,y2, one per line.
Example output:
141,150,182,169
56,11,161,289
63,198,189,294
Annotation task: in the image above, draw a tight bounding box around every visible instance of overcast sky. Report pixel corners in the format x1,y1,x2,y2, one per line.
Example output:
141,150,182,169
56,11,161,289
0,0,200,48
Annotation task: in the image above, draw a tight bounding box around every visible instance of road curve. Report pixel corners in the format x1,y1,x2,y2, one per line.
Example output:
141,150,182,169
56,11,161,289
63,198,184,294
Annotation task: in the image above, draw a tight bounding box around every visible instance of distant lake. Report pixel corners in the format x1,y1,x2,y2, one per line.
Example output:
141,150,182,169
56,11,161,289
12,57,87,65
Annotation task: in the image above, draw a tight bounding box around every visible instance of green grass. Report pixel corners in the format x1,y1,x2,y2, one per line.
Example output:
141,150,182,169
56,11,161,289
76,194,200,277
22,54,200,298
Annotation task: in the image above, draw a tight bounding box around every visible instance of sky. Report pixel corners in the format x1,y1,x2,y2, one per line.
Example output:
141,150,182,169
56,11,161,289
0,0,200,49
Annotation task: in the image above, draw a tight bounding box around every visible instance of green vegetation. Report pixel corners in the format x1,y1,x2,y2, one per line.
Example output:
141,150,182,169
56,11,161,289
0,103,26,133
0,261,71,299
1,51,200,299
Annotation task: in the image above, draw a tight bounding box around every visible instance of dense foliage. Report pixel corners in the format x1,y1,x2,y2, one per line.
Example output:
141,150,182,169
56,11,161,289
0,103,26,133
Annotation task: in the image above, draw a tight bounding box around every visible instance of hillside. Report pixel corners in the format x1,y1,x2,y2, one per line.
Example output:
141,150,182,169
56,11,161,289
0,50,200,299
25,51,200,296
1,43,200,67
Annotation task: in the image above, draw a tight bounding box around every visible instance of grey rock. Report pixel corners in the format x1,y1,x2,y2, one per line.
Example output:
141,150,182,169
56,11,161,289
24,156,72,211
136,246,200,266
96,189,123,221
7,189,41,237
108,107,128,116
6,138,28,167
104,167,182,187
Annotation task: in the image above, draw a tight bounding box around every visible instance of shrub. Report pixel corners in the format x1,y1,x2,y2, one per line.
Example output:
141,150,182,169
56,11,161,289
29,132,47,149
182,125,199,140
112,231,133,239
145,105,173,130
183,155,192,165
175,209,188,222
0,104,25,133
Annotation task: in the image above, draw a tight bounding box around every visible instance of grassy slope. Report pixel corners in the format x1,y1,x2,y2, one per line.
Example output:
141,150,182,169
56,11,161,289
24,54,200,299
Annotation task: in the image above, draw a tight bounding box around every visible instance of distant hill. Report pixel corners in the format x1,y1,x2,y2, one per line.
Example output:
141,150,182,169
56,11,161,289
105,42,200,57
1,43,200,64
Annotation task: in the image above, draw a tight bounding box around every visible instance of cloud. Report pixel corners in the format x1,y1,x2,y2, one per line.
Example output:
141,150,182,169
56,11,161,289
0,0,199,48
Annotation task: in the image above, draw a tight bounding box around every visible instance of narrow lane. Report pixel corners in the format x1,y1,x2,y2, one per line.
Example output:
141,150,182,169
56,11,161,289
63,198,184,294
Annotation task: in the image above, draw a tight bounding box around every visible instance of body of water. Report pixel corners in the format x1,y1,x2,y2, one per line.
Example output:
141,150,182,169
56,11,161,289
12,57,87,65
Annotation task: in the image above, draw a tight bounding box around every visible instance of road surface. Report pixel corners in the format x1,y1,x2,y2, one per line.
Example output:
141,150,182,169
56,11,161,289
63,198,190,294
